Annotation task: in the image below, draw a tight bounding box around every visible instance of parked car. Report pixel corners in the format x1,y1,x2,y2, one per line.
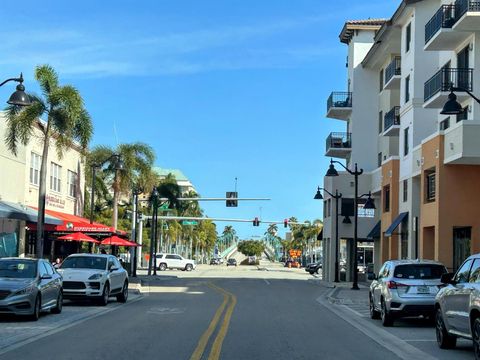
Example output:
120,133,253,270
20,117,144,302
156,254,196,271
226,258,237,267
305,261,322,275
369,259,447,326
57,254,128,306
0,257,63,320
284,260,300,268
435,254,480,356
210,258,220,265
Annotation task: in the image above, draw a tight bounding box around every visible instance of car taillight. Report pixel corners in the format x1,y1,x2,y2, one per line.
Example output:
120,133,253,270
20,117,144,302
387,281,408,289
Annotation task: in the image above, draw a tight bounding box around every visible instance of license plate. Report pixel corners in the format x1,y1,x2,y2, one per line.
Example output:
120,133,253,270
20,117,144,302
417,286,429,294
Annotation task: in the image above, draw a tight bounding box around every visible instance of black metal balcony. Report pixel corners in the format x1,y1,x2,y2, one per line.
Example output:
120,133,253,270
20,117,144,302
424,68,473,102
326,132,351,153
425,5,456,44
455,0,480,20
385,57,401,87
327,92,352,113
384,106,400,132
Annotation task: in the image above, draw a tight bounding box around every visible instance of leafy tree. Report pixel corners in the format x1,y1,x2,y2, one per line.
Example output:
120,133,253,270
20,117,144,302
238,240,265,257
5,64,93,258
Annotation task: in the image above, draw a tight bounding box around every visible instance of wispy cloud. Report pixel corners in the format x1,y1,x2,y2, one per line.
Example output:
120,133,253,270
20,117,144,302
0,15,342,78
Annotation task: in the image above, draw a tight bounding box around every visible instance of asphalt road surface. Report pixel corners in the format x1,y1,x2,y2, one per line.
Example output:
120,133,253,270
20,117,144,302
0,265,473,360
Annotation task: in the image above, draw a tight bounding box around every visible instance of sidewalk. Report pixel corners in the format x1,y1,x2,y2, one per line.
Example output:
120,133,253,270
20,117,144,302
315,280,370,317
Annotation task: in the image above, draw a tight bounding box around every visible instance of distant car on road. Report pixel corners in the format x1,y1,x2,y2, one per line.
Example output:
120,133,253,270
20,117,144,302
156,254,196,271
284,260,300,268
210,258,220,265
305,261,322,275
226,259,237,267
57,254,128,306
369,259,447,327
0,257,63,320
435,253,480,355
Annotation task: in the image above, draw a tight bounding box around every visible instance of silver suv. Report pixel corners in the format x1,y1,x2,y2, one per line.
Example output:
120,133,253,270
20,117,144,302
435,254,480,357
369,259,447,326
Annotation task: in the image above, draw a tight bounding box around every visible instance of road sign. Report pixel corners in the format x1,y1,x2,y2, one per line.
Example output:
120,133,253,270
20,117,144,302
182,220,198,225
226,192,238,207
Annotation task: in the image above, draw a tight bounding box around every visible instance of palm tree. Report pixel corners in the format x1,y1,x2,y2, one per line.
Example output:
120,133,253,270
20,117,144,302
88,142,154,230
5,65,93,258
222,225,236,249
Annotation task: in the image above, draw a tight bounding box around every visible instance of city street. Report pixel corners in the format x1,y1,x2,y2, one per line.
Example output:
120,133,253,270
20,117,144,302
0,264,475,360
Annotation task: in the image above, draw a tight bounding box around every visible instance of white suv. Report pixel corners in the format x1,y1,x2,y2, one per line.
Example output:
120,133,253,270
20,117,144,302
58,254,128,305
155,254,196,271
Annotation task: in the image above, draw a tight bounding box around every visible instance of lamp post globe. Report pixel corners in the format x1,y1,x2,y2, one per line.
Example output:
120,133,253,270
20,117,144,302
314,187,323,200
325,163,339,177
440,91,463,115
7,82,31,106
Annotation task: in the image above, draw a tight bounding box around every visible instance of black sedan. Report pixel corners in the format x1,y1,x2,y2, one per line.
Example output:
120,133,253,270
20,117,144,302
305,261,322,275
226,258,237,266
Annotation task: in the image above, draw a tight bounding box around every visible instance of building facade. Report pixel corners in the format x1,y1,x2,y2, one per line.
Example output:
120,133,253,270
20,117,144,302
322,0,480,282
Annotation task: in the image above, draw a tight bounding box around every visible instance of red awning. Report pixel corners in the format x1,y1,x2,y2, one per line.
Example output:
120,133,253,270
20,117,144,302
101,236,140,247
29,208,126,236
57,232,100,244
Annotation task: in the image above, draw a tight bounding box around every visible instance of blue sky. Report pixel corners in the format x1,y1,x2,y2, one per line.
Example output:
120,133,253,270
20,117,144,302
0,0,399,239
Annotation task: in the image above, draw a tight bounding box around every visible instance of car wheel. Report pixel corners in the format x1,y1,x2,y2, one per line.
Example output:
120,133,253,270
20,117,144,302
436,308,456,349
185,264,193,272
116,281,129,303
381,299,393,327
473,317,480,359
51,291,63,314
309,271,315,275
30,295,41,321
98,283,110,306
369,294,380,320
159,263,167,271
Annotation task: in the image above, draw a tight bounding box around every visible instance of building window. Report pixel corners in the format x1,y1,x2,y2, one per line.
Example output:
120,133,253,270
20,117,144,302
401,219,409,259
383,185,391,212
426,170,436,202
456,106,469,123
30,153,41,185
403,180,408,202
404,127,409,156
378,152,382,167
67,170,77,197
405,75,410,103
440,117,450,131
378,111,383,134
323,201,327,218
50,162,62,193
406,23,411,52
379,69,384,92
327,199,331,217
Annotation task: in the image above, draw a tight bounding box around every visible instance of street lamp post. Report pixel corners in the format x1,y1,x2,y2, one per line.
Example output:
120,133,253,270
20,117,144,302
325,160,375,290
148,187,159,276
314,186,342,282
1,73,31,106
440,86,480,115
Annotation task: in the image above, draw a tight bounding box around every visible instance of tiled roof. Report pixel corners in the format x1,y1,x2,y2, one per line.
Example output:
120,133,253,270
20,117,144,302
153,167,189,181
340,18,388,44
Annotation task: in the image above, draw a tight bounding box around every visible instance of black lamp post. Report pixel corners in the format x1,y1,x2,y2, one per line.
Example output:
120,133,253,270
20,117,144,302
148,187,159,276
1,73,31,106
131,186,143,277
325,159,364,290
314,186,342,282
441,86,480,115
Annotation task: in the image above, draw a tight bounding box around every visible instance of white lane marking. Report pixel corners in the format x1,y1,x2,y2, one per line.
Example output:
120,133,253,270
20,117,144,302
404,340,437,342
263,279,270,285
147,307,185,315
0,295,144,357
316,294,437,360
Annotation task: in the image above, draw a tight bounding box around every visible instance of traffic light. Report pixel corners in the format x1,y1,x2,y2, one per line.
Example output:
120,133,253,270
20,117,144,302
226,191,238,207
284,219,288,228
253,217,260,226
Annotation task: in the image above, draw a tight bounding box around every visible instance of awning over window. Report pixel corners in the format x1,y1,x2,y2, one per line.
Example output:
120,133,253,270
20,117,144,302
367,221,381,239
0,201,62,225
385,212,408,237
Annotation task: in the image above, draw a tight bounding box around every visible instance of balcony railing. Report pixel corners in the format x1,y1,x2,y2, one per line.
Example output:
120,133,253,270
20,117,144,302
424,68,473,101
425,5,456,44
327,92,352,112
326,132,351,152
384,106,400,131
385,57,401,85
455,0,480,20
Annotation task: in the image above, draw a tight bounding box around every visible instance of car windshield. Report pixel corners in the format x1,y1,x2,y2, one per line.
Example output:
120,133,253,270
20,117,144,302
393,264,446,280
60,256,107,270
0,260,37,278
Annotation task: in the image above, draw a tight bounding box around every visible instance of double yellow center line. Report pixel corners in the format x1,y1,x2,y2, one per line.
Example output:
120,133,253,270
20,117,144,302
190,283,237,360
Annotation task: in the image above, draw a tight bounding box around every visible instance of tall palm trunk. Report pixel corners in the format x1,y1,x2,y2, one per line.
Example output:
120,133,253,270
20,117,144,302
36,124,51,259
112,170,120,230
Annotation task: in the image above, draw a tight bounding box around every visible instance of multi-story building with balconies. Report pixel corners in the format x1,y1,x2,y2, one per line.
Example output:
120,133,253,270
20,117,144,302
322,0,480,282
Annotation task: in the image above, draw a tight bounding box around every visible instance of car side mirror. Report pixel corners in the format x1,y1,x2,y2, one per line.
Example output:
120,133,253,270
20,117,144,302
441,272,455,284
109,266,118,272
367,272,376,281
41,274,52,280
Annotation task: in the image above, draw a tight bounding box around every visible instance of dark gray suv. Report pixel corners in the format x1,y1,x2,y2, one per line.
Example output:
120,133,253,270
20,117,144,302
435,253,480,359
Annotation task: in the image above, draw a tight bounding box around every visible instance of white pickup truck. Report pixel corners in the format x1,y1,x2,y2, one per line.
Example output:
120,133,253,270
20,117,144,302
155,254,196,271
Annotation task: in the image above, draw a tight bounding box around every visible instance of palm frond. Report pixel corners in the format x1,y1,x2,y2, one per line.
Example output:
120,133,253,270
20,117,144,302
35,65,59,97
